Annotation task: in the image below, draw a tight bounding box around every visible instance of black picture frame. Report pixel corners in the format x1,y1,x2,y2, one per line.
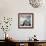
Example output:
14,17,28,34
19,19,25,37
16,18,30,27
18,13,34,29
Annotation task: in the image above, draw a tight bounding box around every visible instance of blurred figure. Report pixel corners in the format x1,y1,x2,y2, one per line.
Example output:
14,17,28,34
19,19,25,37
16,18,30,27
22,19,31,26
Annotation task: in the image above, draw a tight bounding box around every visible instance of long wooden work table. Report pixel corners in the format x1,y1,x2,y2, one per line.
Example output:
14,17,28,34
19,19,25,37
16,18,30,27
6,39,46,46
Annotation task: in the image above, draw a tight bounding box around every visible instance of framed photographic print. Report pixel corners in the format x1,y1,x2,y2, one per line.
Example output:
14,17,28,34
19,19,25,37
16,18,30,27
18,13,34,29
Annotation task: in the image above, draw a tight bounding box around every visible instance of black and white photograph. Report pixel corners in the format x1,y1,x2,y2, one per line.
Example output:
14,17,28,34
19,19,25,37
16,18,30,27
18,13,34,28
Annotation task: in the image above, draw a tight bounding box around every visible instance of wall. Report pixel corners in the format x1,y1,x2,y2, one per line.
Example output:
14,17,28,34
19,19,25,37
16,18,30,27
0,0,46,40
44,15,46,40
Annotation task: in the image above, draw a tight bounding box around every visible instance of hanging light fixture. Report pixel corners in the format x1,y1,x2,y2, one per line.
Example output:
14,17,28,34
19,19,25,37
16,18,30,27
29,0,45,8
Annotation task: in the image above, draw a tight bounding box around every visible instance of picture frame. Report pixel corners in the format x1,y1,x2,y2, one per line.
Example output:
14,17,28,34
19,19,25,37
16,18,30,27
18,13,34,29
